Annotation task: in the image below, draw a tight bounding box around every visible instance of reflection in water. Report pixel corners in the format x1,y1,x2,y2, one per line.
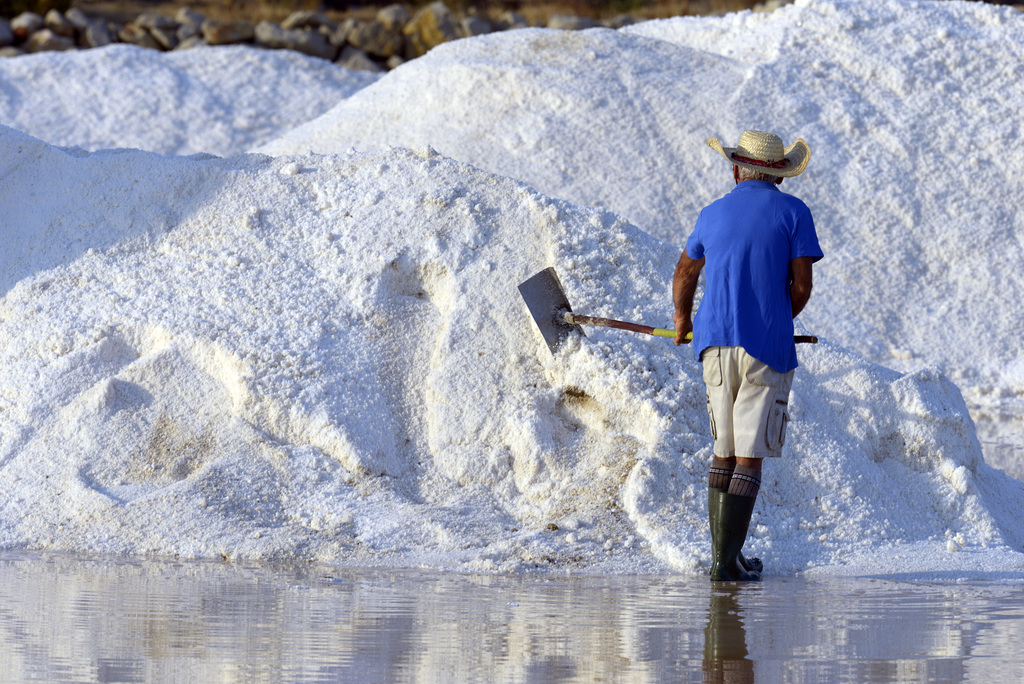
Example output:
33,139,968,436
0,553,1022,682
703,585,753,684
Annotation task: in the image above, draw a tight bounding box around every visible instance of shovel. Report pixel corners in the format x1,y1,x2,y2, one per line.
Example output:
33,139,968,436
518,267,818,354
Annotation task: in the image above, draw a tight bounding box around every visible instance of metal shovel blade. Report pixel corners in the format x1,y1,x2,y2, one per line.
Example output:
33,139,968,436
518,267,585,353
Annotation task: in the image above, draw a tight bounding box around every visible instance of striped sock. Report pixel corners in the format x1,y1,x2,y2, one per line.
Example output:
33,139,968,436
727,465,761,498
708,457,734,490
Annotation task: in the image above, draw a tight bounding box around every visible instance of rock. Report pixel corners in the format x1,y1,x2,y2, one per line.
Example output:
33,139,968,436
348,19,403,59
254,21,337,60
148,25,180,50
11,12,44,41
603,14,639,28
44,10,76,38
175,35,205,50
329,18,357,47
176,8,206,27
458,15,491,38
403,1,459,59
24,28,75,52
547,14,596,31
62,8,114,48
754,0,792,11
0,46,25,57
135,13,179,32
119,23,161,50
385,54,404,70
337,45,384,73
82,21,114,48
177,23,201,42
493,11,529,31
64,8,93,32
0,18,13,48
282,11,334,31
377,4,410,32
201,20,254,46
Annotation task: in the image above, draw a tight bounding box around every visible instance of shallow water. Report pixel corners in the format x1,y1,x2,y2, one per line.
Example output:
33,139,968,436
1,553,1022,683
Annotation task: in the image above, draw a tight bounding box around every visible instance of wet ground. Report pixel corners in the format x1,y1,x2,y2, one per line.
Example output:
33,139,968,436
1,552,1022,683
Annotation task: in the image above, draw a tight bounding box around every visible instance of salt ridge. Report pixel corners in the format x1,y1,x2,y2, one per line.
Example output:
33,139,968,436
0,43,380,157
257,0,1024,455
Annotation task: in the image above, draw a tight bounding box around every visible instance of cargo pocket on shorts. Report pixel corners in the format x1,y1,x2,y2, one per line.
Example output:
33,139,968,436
765,399,789,451
700,348,721,440
701,347,722,387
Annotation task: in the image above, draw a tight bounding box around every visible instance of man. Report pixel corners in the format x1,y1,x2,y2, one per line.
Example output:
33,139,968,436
673,130,823,581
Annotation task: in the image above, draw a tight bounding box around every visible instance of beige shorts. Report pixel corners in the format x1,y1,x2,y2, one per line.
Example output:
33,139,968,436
700,346,795,459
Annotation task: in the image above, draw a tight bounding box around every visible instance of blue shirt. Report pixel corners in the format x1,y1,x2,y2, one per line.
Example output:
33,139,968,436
686,181,823,373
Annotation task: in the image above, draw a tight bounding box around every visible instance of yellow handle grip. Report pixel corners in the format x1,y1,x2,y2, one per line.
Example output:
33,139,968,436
653,328,691,339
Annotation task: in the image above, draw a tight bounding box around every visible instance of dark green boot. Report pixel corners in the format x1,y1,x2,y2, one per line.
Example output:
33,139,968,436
708,489,762,575
710,491,762,582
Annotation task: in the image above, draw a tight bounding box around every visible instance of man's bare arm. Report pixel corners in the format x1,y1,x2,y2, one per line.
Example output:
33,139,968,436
790,256,814,318
673,251,705,345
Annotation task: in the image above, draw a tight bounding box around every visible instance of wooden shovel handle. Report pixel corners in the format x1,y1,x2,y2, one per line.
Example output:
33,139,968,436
564,313,818,344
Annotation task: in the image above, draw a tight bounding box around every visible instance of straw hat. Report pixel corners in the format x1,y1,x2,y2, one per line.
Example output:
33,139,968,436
707,130,811,177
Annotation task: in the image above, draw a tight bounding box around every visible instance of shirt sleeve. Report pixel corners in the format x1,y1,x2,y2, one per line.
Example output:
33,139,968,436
790,204,824,263
685,214,705,260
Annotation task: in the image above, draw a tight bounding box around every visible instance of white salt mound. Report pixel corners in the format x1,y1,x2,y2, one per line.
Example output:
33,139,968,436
0,44,379,157
257,0,1024,451
1,125,1022,576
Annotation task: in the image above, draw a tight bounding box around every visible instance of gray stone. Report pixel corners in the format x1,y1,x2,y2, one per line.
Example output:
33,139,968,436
403,1,459,58
24,28,75,52
255,21,337,60
177,23,201,42
458,16,491,38
176,8,206,27
148,25,179,50
0,46,25,57
337,45,384,73
201,20,254,45
602,14,639,28
44,10,76,38
0,18,13,47
175,35,206,50
119,23,161,50
754,0,793,12
82,21,114,48
385,54,404,70
547,14,595,31
282,11,334,31
12,12,44,40
348,19,402,59
493,11,529,31
135,13,178,31
376,4,410,32
64,8,90,31
329,18,357,47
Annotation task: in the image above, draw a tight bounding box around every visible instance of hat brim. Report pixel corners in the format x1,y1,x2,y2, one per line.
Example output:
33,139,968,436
707,137,811,177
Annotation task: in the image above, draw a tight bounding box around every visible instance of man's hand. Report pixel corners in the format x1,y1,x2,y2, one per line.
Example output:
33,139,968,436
673,311,693,345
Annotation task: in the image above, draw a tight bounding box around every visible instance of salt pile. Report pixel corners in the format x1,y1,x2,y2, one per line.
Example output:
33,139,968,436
0,44,380,157
1,0,1023,577
258,0,1024,452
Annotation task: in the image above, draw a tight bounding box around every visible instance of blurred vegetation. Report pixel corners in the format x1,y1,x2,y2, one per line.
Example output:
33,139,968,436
1,0,72,15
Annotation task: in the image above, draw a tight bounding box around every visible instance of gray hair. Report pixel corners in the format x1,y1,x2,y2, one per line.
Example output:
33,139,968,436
736,165,782,184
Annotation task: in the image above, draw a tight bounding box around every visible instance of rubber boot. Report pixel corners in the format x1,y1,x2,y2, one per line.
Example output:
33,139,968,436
708,489,762,575
710,491,761,582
